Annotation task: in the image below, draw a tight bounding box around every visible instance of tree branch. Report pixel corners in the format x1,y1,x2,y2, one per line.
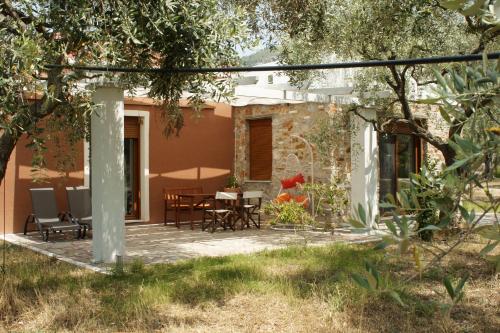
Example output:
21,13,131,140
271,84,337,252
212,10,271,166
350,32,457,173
387,64,451,155
349,106,380,132
1,0,51,38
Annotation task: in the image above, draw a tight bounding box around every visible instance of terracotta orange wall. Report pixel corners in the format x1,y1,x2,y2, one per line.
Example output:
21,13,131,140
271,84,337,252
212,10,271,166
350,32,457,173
0,102,234,233
0,134,85,234
132,102,234,224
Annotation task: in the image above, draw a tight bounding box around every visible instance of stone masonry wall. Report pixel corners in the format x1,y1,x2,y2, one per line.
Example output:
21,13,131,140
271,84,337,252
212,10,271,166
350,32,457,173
414,104,449,167
233,102,448,204
233,103,351,201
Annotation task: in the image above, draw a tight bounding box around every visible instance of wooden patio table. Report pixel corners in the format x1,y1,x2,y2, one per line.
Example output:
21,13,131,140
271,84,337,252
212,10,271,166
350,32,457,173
177,193,246,231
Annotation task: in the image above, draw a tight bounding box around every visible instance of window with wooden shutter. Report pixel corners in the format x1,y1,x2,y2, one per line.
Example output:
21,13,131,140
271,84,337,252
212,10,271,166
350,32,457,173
248,118,272,180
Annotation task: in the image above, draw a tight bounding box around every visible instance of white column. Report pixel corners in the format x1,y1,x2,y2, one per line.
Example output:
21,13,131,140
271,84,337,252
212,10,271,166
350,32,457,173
350,109,378,228
91,83,125,263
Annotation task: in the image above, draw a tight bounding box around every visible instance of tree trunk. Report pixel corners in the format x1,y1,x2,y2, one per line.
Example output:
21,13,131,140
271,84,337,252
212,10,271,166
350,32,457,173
440,144,456,167
0,130,21,186
386,65,458,168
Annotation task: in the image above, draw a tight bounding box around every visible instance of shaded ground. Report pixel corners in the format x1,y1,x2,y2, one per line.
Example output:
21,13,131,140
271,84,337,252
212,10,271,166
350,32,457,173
0,237,498,332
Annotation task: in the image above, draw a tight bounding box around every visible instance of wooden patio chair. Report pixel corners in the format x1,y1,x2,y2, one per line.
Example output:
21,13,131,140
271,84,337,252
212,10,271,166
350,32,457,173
242,191,263,229
202,191,238,233
66,186,92,237
163,187,209,229
24,188,83,241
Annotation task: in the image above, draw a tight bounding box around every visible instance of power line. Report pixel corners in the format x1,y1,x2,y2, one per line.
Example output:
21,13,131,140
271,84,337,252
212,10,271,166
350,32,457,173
44,52,500,74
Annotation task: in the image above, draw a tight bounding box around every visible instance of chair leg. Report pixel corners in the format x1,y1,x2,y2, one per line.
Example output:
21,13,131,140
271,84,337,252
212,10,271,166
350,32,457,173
211,214,217,233
190,205,194,230
24,215,33,235
38,227,45,240
240,211,246,230
175,206,180,228
230,215,236,231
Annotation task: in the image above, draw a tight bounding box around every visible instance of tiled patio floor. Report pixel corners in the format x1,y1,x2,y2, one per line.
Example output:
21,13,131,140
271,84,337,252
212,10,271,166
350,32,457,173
5,223,381,271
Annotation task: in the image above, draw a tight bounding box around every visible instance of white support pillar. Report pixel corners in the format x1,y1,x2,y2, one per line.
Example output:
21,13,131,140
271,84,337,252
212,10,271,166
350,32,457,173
350,109,378,228
91,83,125,263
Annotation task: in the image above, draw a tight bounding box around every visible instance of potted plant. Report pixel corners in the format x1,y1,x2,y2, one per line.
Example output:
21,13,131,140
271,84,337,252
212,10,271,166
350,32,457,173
224,175,241,193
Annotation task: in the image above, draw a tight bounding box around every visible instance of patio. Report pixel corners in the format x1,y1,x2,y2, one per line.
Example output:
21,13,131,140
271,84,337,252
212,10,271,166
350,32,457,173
5,224,381,272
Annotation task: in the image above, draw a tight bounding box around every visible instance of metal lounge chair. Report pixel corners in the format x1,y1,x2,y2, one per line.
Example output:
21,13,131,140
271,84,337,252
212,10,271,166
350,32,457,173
24,188,82,241
66,186,92,237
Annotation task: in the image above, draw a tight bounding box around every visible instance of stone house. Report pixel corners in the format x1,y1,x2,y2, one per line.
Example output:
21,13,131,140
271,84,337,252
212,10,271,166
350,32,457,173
231,66,448,224
0,63,448,238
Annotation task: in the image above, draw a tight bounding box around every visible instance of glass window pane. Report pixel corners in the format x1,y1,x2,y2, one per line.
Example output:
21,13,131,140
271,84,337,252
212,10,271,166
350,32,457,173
124,138,136,216
379,134,396,203
396,134,415,192
396,134,415,179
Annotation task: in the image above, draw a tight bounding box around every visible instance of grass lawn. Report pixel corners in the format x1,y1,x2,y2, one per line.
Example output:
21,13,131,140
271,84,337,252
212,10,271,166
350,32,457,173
0,239,498,332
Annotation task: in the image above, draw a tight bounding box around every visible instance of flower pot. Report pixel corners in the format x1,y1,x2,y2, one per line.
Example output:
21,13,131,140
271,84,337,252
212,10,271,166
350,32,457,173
224,187,241,193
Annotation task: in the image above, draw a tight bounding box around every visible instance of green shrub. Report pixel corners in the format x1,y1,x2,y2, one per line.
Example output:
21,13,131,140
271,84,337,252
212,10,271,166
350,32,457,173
263,200,314,225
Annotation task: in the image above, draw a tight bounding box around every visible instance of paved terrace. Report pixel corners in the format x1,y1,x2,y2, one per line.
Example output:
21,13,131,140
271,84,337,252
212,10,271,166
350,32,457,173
5,223,381,272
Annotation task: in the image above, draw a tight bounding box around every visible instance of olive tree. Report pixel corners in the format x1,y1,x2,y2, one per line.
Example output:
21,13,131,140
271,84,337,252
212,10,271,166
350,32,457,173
0,0,248,184
349,59,499,313
229,0,499,166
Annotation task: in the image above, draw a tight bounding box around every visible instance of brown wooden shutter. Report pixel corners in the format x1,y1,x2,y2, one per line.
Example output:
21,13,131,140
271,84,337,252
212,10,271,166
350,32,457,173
249,118,272,180
125,117,140,139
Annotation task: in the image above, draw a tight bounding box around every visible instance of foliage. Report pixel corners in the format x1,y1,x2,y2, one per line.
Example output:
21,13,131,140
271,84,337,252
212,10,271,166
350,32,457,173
263,200,314,226
301,179,349,221
391,162,456,241
226,175,240,188
440,273,470,316
0,0,249,183
351,261,406,307
305,108,350,168
230,0,499,165
348,60,499,312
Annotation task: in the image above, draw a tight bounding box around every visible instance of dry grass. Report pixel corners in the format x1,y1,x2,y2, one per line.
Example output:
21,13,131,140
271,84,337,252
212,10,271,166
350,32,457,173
0,238,498,332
